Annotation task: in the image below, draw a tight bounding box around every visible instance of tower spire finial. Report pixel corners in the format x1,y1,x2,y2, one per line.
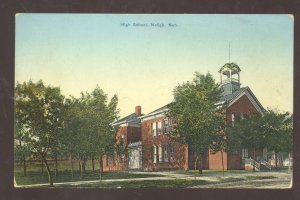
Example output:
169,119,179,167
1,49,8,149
229,42,231,63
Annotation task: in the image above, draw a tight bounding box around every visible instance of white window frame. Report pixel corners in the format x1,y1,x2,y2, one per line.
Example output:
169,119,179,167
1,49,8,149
163,144,168,162
170,143,174,161
164,118,169,126
158,145,163,163
242,148,249,158
153,145,157,163
157,121,162,135
152,122,157,136
231,113,235,126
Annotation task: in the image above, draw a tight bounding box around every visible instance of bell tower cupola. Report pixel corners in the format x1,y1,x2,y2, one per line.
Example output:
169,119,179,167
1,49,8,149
219,63,241,95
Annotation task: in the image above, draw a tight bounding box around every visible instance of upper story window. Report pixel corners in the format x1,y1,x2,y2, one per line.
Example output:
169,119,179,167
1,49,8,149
152,118,174,136
163,117,173,134
152,122,157,136
164,118,171,126
152,121,163,136
157,121,162,135
120,134,125,146
231,113,235,126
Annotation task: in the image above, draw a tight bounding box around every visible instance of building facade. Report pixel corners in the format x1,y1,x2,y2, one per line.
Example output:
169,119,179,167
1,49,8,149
103,63,265,171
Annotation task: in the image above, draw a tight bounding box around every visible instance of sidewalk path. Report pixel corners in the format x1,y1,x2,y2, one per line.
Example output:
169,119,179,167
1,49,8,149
15,171,292,188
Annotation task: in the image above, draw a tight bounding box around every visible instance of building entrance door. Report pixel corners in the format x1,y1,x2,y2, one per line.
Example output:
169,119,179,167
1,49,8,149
128,141,142,170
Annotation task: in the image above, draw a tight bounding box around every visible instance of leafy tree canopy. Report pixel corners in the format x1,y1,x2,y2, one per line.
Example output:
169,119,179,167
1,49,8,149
167,72,225,159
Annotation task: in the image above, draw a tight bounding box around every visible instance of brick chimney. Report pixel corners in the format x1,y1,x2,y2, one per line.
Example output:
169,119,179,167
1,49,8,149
135,105,141,116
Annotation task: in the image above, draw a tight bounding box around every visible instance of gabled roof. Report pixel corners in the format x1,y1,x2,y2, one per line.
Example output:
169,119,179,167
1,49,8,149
218,87,248,103
111,113,143,126
139,103,171,120
218,86,265,113
141,86,265,119
147,103,171,115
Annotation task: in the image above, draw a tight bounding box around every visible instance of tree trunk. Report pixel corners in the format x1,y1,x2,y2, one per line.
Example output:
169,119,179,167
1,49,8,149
221,149,225,177
54,154,58,177
198,155,203,174
253,148,256,172
82,158,86,175
70,155,74,180
23,154,26,176
92,158,95,172
79,161,83,179
99,155,103,180
78,161,81,177
42,155,54,187
41,159,44,175
194,156,198,171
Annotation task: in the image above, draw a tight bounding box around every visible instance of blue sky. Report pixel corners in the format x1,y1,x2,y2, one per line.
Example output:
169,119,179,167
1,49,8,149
15,14,293,116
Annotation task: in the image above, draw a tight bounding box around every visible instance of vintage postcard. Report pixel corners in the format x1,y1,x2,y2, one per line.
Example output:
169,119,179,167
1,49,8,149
14,14,293,188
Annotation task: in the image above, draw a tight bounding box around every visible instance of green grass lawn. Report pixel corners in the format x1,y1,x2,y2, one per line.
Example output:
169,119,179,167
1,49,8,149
14,160,281,187
15,169,164,185
14,161,162,185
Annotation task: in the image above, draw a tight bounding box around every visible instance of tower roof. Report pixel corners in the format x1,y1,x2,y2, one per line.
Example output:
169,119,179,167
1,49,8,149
218,62,241,75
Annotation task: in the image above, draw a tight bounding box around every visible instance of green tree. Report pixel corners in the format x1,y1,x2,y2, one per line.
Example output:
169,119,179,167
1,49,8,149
15,80,65,187
227,114,266,172
14,115,33,176
63,86,119,179
87,87,119,179
227,110,293,171
167,72,224,174
210,105,227,176
63,97,83,179
262,110,293,169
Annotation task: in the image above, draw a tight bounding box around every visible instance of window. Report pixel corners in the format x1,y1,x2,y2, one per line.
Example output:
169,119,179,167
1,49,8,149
163,118,173,134
170,143,174,161
153,145,157,163
121,154,125,165
157,121,162,135
242,148,249,158
158,145,163,163
106,156,110,166
231,113,235,126
152,122,157,136
120,134,125,146
164,118,169,126
163,144,168,162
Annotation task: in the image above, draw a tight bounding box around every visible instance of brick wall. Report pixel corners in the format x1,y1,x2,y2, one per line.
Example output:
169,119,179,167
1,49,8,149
209,150,228,170
226,94,260,123
188,149,209,170
209,94,263,170
127,126,141,143
141,116,188,171
227,152,243,169
103,125,141,171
